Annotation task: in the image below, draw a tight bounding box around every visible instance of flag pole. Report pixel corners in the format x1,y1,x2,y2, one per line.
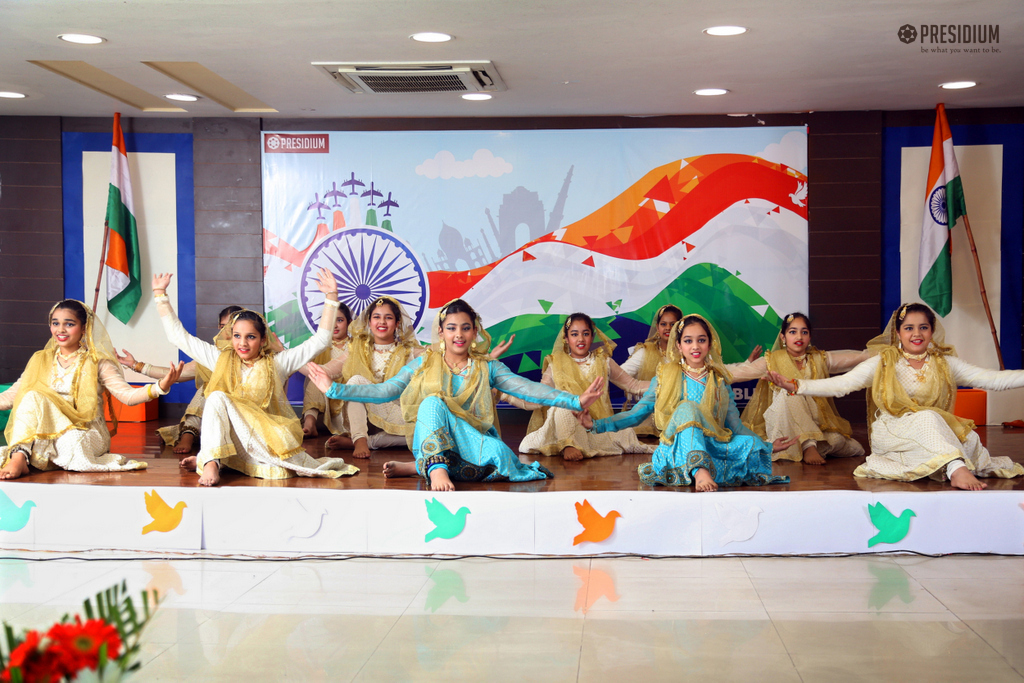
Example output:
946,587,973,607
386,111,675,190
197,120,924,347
960,214,1004,369
92,219,110,312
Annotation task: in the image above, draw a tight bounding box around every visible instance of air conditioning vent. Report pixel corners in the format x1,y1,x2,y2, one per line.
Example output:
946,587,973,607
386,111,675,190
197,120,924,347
313,61,507,95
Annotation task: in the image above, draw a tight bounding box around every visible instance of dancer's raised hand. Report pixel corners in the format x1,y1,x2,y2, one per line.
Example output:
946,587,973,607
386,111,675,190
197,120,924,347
158,361,186,393
490,334,515,359
766,370,797,393
578,377,605,412
315,268,338,301
306,362,333,393
152,272,173,294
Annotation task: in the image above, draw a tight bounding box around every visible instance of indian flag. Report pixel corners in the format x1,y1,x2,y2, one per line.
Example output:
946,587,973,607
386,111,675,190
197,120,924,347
104,112,142,324
918,103,966,317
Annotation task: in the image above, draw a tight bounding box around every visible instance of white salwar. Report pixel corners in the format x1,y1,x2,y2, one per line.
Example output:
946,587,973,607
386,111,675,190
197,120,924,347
345,342,422,449
0,357,163,473
729,351,868,461
301,342,350,436
513,356,654,458
158,297,358,479
797,355,1024,481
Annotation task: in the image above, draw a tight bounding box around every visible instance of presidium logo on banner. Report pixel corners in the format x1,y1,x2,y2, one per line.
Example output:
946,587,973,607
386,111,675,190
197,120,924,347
264,134,330,153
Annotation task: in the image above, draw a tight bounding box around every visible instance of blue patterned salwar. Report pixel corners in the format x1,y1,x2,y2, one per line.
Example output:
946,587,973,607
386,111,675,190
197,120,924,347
591,375,789,488
327,357,581,483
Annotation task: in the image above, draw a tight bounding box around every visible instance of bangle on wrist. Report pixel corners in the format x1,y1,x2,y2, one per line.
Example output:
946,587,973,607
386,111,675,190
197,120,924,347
788,378,799,396
133,361,144,373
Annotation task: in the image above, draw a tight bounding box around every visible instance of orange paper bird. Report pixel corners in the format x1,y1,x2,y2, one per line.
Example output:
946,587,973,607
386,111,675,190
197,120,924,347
142,490,187,535
573,499,621,545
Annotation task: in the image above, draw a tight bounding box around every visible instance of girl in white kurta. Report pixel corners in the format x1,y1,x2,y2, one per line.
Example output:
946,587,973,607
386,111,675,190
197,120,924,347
512,313,653,461
734,312,868,464
0,300,181,480
299,301,352,440
337,297,423,458
116,305,244,454
154,271,358,486
769,303,1024,490
619,305,682,436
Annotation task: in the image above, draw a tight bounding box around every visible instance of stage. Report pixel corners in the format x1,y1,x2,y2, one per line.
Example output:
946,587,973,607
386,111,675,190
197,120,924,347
2,417,1023,557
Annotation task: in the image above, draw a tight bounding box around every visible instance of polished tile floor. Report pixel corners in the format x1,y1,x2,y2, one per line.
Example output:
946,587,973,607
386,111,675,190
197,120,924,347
2,554,1023,681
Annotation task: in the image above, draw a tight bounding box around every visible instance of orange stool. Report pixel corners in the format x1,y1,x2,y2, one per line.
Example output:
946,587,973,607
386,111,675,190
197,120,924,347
104,387,159,423
954,388,987,426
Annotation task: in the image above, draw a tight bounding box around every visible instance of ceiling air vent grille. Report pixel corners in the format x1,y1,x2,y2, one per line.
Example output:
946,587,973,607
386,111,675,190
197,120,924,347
313,61,507,95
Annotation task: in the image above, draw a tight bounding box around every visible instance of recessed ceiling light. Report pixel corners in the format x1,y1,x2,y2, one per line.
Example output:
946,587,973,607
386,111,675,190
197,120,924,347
165,93,200,102
411,32,453,43
703,26,747,36
694,88,729,96
462,93,492,101
58,33,106,45
939,81,976,90
0,91,27,99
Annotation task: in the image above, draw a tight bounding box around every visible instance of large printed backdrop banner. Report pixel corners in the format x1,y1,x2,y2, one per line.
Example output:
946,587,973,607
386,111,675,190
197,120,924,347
260,128,809,390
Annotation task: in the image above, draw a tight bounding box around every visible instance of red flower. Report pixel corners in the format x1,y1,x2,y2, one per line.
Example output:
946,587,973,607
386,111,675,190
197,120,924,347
46,618,122,673
1,630,65,683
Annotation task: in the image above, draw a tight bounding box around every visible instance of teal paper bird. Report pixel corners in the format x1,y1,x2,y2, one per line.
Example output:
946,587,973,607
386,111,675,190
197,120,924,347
0,489,36,532
424,497,470,542
867,502,916,547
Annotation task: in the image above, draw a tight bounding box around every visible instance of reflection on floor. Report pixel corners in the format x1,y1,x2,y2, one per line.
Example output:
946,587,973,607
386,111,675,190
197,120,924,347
2,554,1024,682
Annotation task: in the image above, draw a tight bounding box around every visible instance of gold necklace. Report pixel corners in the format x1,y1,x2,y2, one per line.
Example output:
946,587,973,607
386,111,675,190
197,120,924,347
572,352,593,364
445,356,470,376
902,350,928,361
788,351,807,364
680,361,708,380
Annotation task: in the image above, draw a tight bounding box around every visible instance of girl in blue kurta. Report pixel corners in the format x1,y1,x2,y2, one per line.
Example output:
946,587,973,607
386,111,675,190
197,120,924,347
581,314,795,492
307,299,605,491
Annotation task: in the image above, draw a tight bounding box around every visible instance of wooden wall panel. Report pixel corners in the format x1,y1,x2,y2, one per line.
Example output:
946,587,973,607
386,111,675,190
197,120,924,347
0,116,63,382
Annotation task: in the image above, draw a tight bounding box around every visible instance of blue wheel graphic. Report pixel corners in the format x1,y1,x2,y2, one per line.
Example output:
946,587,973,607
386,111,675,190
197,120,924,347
928,186,948,226
298,227,429,334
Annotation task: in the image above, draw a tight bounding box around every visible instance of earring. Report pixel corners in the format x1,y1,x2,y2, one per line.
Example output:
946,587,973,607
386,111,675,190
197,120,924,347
440,340,446,353
471,341,477,350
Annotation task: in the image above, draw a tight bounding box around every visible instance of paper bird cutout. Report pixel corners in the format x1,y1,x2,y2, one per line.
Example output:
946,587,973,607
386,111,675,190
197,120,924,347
867,563,914,610
287,499,327,540
424,566,469,613
424,498,470,542
0,489,36,532
715,502,763,545
867,502,915,547
573,499,621,545
573,565,620,613
142,490,187,535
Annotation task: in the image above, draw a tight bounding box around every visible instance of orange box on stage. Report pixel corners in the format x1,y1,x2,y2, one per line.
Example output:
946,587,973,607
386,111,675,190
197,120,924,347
954,388,987,426
104,386,159,422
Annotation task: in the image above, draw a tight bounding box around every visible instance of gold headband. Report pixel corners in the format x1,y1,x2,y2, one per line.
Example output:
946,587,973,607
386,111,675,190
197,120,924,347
898,304,908,321
785,314,795,323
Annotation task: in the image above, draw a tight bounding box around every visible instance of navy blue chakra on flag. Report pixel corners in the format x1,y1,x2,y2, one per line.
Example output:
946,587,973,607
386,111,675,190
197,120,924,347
299,227,429,333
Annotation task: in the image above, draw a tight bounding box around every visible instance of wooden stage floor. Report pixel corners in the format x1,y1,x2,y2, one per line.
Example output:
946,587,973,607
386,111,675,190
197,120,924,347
10,414,1024,494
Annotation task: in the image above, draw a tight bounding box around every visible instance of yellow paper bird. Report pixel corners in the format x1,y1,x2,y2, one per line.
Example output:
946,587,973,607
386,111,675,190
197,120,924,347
573,499,621,546
142,490,187,535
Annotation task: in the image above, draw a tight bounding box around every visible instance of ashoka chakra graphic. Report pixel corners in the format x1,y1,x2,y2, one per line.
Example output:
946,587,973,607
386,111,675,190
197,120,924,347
299,227,429,334
928,186,948,226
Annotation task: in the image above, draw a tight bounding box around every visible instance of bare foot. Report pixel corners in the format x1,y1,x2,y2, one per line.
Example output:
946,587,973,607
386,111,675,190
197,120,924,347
326,435,353,450
802,445,825,465
173,432,195,455
302,414,318,438
694,468,718,492
352,437,371,459
0,451,30,480
562,446,584,462
429,467,455,491
179,455,197,471
384,460,417,478
950,467,987,491
198,460,221,487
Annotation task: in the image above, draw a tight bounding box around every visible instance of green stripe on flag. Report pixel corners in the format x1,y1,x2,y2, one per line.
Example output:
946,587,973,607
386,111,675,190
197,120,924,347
105,183,142,324
919,237,952,317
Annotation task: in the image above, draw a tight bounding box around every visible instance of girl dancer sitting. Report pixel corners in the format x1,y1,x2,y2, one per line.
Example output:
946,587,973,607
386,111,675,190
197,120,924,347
299,302,353,440
331,296,423,458
580,314,795,492
619,305,682,436
154,271,358,486
769,303,1024,490
117,305,243,454
512,313,653,461
736,312,868,465
307,299,605,491
1,300,182,480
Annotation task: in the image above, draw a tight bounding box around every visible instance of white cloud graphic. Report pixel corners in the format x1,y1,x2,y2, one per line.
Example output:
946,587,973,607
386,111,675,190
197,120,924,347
416,149,513,179
758,131,807,173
